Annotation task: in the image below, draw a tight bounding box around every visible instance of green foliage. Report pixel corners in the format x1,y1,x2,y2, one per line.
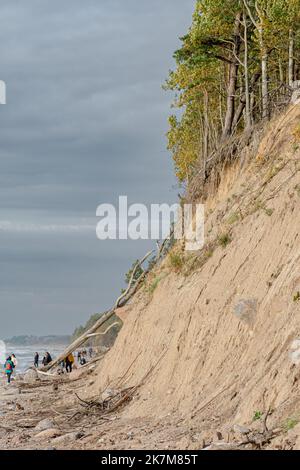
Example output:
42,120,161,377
169,251,184,272
165,0,300,186
182,244,215,277
227,212,240,225
147,255,158,272
71,313,101,342
125,260,143,285
218,233,231,248
253,410,263,421
293,123,300,141
204,248,214,259
283,417,298,432
264,207,274,217
147,273,167,295
71,312,122,347
71,326,85,342
293,143,299,153
165,0,249,182
293,291,300,302
148,277,161,294
167,111,202,182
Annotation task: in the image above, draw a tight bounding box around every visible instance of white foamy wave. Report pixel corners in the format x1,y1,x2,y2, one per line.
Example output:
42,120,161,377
3,344,67,372
0,340,7,365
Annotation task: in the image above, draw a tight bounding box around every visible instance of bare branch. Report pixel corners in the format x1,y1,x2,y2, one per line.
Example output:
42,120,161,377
243,0,258,29
115,250,153,308
86,322,121,338
42,250,154,372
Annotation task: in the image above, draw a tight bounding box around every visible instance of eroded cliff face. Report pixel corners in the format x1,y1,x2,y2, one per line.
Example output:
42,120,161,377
89,103,300,445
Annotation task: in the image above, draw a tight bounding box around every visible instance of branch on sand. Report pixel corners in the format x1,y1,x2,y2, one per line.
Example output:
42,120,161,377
43,250,154,372
35,369,57,377
69,348,168,422
86,322,121,338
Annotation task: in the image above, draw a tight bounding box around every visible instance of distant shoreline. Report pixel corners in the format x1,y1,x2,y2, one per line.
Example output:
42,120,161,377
4,335,70,347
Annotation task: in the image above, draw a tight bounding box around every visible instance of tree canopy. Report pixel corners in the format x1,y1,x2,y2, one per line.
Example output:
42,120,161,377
165,0,300,185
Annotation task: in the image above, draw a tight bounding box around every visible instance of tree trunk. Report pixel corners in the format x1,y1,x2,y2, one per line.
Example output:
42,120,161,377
244,0,269,120
243,11,251,129
43,250,154,371
219,71,224,132
43,308,116,371
258,20,269,120
289,29,294,88
222,12,242,139
261,54,269,119
203,89,209,172
232,71,261,129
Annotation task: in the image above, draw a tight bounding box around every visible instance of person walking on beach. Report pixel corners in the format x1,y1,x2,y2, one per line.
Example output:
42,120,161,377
65,353,74,373
77,350,81,364
80,355,86,366
11,354,17,376
42,352,52,366
46,352,52,364
34,352,39,368
11,354,17,368
4,356,14,384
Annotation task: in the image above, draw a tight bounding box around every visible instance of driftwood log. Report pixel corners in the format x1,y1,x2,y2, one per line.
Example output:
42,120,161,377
43,250,154,371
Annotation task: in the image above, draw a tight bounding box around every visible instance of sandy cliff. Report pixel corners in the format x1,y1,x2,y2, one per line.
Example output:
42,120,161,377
89,103,300,447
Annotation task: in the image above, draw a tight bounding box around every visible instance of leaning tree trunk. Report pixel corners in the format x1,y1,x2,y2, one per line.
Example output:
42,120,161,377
203,89,209,173
243,0,269,120
43,250,154,371
43,308,116,371
232,71,261,130
289,29,294,88
257,13,269,121
222,12,242,139
261,47,269,120
243,11,251,129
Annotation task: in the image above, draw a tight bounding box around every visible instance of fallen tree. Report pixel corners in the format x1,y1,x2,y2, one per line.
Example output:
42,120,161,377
43,250,154,371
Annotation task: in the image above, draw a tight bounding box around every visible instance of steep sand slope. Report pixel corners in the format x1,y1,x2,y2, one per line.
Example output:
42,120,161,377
90,103,300,442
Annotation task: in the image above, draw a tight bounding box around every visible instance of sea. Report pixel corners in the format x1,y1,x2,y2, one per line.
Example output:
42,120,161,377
0,344,67,373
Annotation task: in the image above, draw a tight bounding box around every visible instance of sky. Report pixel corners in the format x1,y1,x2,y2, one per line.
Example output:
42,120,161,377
0,0,195,338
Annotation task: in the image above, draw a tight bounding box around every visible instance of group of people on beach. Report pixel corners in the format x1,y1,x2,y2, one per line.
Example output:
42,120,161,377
58,348,94,373
3,346,95,384
76,347,93,365
32,347,94,375
4,354,17,384
33,351,52,368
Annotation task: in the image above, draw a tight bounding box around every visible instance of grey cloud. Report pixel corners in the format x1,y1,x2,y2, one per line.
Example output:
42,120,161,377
0,0,195,337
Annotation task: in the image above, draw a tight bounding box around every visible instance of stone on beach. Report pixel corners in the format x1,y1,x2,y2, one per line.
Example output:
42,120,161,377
35,418,56,432
34,429,62,440
23,369,39,383
52,432,83,444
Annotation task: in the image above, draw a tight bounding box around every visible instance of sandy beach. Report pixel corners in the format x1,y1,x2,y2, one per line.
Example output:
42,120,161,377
0,366,194,450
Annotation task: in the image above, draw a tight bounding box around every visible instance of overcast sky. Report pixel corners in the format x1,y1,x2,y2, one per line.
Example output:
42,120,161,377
0,0,195,338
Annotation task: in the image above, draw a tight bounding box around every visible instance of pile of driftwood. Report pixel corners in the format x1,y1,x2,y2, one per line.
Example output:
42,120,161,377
67,349,167,424
73,386,136,419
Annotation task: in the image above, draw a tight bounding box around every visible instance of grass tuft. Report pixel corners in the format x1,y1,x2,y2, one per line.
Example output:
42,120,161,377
169,251,184,273
218,233,231,248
